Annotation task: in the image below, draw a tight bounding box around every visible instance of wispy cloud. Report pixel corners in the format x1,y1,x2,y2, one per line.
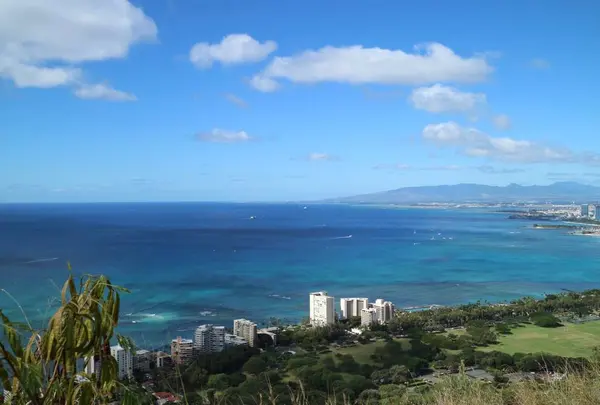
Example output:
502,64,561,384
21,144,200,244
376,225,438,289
492,114,511,130
129,178,153,186
529,58,550,70
374,163,525,174
409,84,486,115
196,129,252,143
306,153,338,161
547,172,574,177
74,83,137,101
477,165,525,174
421,121,600,165
293,153,339,162
224,93,248,108
373,164,463,171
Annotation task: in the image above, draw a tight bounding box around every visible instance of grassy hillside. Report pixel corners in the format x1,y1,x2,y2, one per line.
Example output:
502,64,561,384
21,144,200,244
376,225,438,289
232,366,600,405
445,321,600,358
476,322,600,358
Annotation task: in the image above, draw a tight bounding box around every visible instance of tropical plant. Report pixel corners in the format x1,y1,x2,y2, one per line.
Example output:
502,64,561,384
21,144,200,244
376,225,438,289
0,267,142,404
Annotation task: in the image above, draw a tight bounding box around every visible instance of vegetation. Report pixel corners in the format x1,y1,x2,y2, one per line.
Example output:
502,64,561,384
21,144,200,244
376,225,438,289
479,322,600,358
4,273,600,405
0,270,149,404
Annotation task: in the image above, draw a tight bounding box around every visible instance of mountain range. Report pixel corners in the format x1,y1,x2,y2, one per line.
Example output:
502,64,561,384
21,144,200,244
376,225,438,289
329,182,600,204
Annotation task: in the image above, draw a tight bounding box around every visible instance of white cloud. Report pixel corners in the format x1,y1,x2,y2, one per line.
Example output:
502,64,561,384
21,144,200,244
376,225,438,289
190,34,277,68
422,122,576,163
0,0,157,89
374,163,463,171
248,75,280,92
0,63,82,88
530,58,550,70
492,114,511,130
306,153,337,161
477,165,525,174
409,84,486,114
196,129,252,143
224,93,248,108
74,83,136,101
250,42,493,92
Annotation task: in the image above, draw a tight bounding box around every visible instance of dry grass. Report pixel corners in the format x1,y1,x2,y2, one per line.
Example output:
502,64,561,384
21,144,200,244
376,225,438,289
213,363,600,405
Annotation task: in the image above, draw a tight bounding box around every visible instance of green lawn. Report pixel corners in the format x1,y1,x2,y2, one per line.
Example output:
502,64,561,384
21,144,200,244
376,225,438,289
479,321,600,358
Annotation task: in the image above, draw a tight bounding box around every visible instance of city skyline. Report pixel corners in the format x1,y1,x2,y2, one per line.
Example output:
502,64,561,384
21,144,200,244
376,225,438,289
1,1,599,202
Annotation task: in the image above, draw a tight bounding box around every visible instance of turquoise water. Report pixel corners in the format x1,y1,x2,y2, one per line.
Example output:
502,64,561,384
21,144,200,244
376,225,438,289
1,203,598,347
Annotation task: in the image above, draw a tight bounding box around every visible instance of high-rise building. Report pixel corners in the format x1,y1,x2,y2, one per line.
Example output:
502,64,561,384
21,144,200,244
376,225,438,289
171,337,194,364
582,204,590,217
360,307,377,326
84,355,102,379
110,345,133,380
590,204,597,219
133,349,152,372
372,299,395,324
155,351,172,368
194,324,226,353
340,298,369,319
233,319,258,347
225,333,248,347
309,291,335,326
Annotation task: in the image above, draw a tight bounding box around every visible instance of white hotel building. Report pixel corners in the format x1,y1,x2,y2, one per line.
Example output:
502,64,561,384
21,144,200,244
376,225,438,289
309,291,335,326
340,298,369,319
110,345,132,380
373,299,395,323
360,307,378,326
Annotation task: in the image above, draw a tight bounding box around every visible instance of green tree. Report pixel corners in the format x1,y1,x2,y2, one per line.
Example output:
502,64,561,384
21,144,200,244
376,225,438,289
0,270,139,405
531,312,562,328
388,365,410,384
243,356,267,375
206,373,230,390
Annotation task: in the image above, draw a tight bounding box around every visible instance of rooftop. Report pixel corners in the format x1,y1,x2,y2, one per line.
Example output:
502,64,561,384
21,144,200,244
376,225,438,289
171,338,193,344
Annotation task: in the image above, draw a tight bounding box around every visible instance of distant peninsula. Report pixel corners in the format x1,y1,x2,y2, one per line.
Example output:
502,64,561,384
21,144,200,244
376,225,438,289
327,181,600,204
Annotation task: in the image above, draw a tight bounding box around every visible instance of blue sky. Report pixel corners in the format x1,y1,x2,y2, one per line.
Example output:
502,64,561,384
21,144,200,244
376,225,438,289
1,0,599,202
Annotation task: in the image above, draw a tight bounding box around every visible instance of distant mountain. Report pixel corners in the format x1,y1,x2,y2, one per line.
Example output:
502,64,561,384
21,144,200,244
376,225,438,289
329,182,600,204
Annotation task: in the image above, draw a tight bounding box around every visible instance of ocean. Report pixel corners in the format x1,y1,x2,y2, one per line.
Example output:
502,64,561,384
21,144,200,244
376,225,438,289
1,202,599,348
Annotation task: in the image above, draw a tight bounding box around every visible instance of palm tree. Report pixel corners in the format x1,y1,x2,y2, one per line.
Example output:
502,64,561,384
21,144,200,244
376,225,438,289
0,268,139,404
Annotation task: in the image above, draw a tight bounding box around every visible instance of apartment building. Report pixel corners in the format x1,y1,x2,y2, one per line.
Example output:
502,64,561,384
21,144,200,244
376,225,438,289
360,307,378,326
194,324,226,353
171,337,194,364
340,298,369,319
309,291,335,326
133,349,152,372
373,299,395,324
233,318,258,347
110,345,133,380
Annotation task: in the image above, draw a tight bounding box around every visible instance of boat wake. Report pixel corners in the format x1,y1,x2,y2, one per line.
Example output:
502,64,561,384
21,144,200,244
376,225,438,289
269,294,292,300
24,257,59,264
330,235,353,240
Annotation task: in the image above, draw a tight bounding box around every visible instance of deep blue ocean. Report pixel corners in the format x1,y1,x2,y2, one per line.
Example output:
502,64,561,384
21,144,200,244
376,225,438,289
1,203,599,348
